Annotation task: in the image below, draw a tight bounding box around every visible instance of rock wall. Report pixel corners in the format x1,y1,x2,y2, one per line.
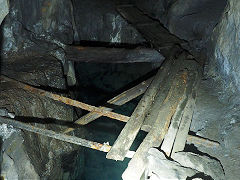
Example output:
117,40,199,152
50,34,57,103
135,0,227,61
72,0,145,44
206,0,240,98
134,0,240,97
0,0,73,59
0,56,84,179
0,0,8,24
0,0,145,60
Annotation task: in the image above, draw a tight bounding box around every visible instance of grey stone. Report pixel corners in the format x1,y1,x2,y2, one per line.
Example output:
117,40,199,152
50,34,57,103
1,132,40,180
0,0,8,24
1,153,18,180
173,152,225,180
206,0,240,97
145,148,199,180
1,0,74,59
1,56,66,89
73,0,145,44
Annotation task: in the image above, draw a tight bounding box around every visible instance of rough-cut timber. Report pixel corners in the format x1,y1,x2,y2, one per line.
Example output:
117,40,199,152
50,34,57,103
0,76,129,122
63,77,154,134
171,92,197,156
186,135,220,148
0,116,135,158
160,95,187,156
122,67,188,180
161,69,198,157
116,5,186,53
106,48,180,161
65,45,165,63
141,53,184,133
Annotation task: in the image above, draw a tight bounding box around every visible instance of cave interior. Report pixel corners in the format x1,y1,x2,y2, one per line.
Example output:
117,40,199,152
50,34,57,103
0,0,240,180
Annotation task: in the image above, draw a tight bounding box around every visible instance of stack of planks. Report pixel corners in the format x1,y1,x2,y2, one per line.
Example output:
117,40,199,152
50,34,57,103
0,5,220,180
106,49,200,180
105,4,202,180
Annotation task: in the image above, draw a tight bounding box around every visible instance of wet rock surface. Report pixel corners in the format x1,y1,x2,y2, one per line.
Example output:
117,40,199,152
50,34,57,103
0,56,82,179
206,0,240,96
72,0,145,44
135,0,227,61
191,79,240,180
0,0,73,59
173,152,224,180
0,0,8,24
1,56,66,89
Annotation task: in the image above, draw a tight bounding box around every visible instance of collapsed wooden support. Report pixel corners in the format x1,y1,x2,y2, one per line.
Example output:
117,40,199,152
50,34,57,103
113,4,206,180
63,77,154,133
123,56,192,180
0,75,129,122
0,75,218,149
106,47,180,161
65,45,165,63
0,116,135,158
0,74,219,164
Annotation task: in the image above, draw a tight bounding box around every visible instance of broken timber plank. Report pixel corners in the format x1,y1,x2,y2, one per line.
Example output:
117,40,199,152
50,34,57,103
65,45,165,63
0,116,136,158
0,75,217,149
0,75,129,122
161,69,198,157
141,52,185,133
160,95,187,156
63,77,154,134
171,96,196,157
122,66,188,180
106,47,180,161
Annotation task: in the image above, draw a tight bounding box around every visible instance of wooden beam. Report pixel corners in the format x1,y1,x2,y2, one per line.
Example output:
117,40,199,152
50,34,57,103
161,70,198,157
186,135,220,148
116,6,187,54
0,76,129,122
0,116,135,158
63,77,154,134
106,47,180,161
122,66,188,180
0,75,218,149
65,45,165,63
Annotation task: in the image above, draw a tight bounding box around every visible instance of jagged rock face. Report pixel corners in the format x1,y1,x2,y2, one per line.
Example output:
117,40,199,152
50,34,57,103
206,0,240,96
72,0,145,43
0,0,8,24
135,0,227,41
0,0,73,59
135,0,227,61
135,0,240,97
0,0,145,59
1,56,66,89
0,56,81,179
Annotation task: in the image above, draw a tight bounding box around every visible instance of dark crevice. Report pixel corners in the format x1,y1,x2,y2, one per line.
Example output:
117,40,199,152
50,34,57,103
72,40,151,49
